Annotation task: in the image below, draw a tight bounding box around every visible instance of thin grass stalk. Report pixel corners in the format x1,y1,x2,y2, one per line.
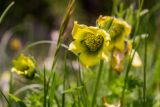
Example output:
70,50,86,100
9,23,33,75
67,82,78,107
47,1,75,106
133,0,144,36
91,60,104,107
14,84,42,95
143,36,147,107
77,58,88,107
120,57,133,107
0,1,15,24
54,94,60,107
0,88,10,105
80,80,89,107
47,1,75,104
8,72,13,107
44,66,47,107
120,0,144,106
51,0,75,70
77,58,83,105
0,2,14,106
22,40,68,52
62,51,68,107
111,0,119,15
120,38,141,107
108,50,114,84
48,72,55,107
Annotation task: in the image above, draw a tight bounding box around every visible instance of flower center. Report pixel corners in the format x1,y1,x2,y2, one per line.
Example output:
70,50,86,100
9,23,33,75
83,33,104,52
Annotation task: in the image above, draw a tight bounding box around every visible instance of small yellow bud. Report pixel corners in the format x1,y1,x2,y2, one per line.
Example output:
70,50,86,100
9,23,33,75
11,54,36,79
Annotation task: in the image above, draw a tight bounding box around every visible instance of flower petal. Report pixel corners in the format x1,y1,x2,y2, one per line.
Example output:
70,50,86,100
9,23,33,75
114,38,125,51
72,21,88,40
79,53,99,67
98,29,111,42
111,49,125,73
72,21,106,41
99,42,110,61
109,18,131,38
11,54,36,79
96,15,114,31
68,40,85,54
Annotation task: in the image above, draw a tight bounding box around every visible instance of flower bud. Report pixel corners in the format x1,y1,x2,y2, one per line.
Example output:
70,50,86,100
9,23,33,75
11,54,36,79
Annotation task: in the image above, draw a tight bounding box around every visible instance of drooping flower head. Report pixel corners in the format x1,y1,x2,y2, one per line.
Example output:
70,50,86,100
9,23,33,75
96,16,114,31
97,16,142,72
69,21,110,67
97,15,131,51
11,54,36,79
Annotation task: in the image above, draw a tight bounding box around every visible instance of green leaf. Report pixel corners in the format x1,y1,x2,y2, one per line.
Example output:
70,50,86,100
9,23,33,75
8,93,27,107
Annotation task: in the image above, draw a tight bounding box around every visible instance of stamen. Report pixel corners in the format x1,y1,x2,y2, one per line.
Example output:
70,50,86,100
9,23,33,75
83,33,104,52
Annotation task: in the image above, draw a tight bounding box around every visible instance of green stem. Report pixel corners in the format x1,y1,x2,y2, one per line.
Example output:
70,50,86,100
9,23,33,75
22,40,68,51
143,36,147,107
120,61,132,107
120,0,144,106
48,1,75,105
133,0,144,36
91,60,104,107
44,66,47,107
54,94,60,107
8,72,13,107
62,51,68,107
0,1,15,24
120,38,140,107
51,0,75,71
77,58,89,107
0,88,10,105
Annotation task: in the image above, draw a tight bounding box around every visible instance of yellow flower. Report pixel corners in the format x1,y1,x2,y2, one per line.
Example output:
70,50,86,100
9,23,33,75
11,54,36,79
97,16,131,51
97,16,134,72
69,21,110,67
96,15,114,31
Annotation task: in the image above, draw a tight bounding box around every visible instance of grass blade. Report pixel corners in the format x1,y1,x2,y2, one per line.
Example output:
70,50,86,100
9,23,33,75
0,88,10,105
120,38,141,107
8,93,26,107
77,58,89,107
48,72,56,107
62,51,68,107
0,1,15,24
143,35,148,107
91,60,104,107
44,66,47,107
51,0,75,70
